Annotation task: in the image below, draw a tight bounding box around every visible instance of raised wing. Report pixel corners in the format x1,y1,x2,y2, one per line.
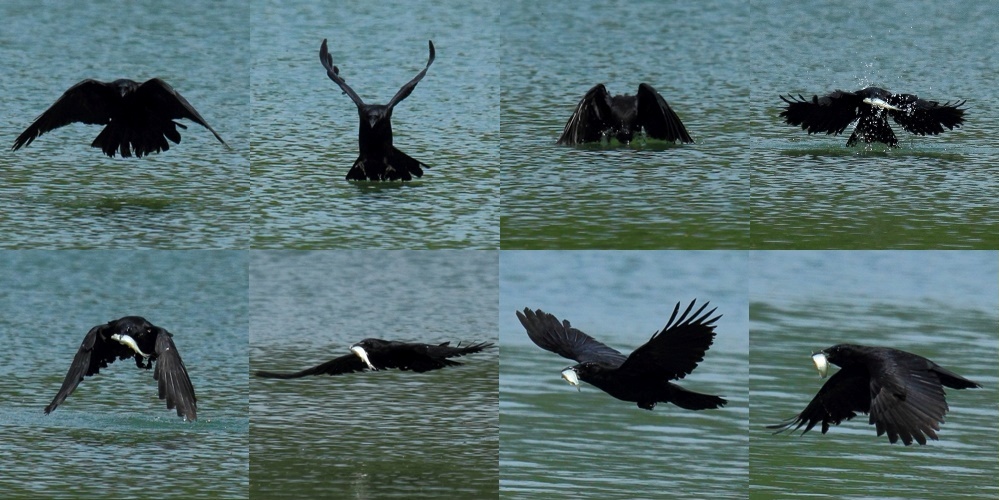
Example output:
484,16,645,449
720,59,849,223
385,40,435,110
617,300,718,380
254,353,368,378
153,329,197,421
779,90,863,136
12,79,118,151
885,93,966,136
767,364,871,436
635,83,693,143
135,78,228,146
44,323,133,414
517,308,627,366
556,84,614,145
319,38,366,109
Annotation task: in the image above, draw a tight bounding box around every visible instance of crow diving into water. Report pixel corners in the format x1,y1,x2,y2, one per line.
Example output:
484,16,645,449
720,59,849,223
254,338,493,378
12,78,228,158
556,83,693,145
45,316,197,421
516,300,726,411
319,39,435,181
779,87,966,147
768,344,981,445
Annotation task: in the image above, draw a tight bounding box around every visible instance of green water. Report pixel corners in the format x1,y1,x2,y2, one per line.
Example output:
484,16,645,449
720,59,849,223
500,0,749,249
749,252,999,498
250,0,499,249
0,0,251,249
749,0,999,249
249,251,499,498
0,251,249,499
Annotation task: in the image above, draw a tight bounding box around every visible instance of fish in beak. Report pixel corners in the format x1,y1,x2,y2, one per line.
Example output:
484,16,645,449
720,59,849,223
111,333,151,358
350,345,377,370
560,367,581,391
862,97,902,111
811,352,829,378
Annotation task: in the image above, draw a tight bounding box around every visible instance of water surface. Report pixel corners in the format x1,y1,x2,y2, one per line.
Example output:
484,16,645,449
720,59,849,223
250,251,499,498
749,0,999,248
0,251,249,499
0,1,251,249
501,0,749,249
749,251,999,498
250,0,499,249
499,251,749,499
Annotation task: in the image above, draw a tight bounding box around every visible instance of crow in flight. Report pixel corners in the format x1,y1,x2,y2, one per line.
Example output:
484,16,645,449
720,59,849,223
45,316,197,421
779,87,966,147
517,300,726,411
319,39,435,181
254,338,493,378
556,83,693,145
12,78,228,158
768,344,981,445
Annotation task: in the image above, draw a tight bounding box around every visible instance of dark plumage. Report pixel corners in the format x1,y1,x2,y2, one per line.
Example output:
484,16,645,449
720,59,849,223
556,83,693,145
768,344,981,445
516,300,726,411
254,338,493,379
779,87,966,147
319,38,435,181
12,78,227,157
45,316,197,421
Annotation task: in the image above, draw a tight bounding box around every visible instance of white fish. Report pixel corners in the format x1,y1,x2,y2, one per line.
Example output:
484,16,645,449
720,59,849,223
812,352,829,378
111,333,151,358
561,367,581,391
350,345,377,370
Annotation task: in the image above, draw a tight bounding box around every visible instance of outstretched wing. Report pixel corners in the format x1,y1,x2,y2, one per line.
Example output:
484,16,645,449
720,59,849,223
635,83,693,143
767,365,870,436
617,300,718,380
390,341,494,372
320,38,366,109
254,353,368,379
12,79,118,151
153,329,197,421
866,351,952,445
779,90,863,136
385,40,435,110
135,79,228,147
516,308,627,366
556,84,613,145
44,323,133,414
885,93,966,136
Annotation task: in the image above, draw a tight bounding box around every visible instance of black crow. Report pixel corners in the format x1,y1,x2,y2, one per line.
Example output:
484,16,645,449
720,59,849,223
779,87,966,147
319,38,435,181
45,316,197,421
12,78,228,158
768,344,981,445
254,338,493,378
556,83,693,145
516,300,726,411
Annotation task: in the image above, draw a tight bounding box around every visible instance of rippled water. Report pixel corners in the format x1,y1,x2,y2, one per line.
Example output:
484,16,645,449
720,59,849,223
500,251,750,499
0,251,249,499
500,0,749,249
750,0,999,249
0,1,251,249
750,252,999,498
250,0,499,249
249,251,499,498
